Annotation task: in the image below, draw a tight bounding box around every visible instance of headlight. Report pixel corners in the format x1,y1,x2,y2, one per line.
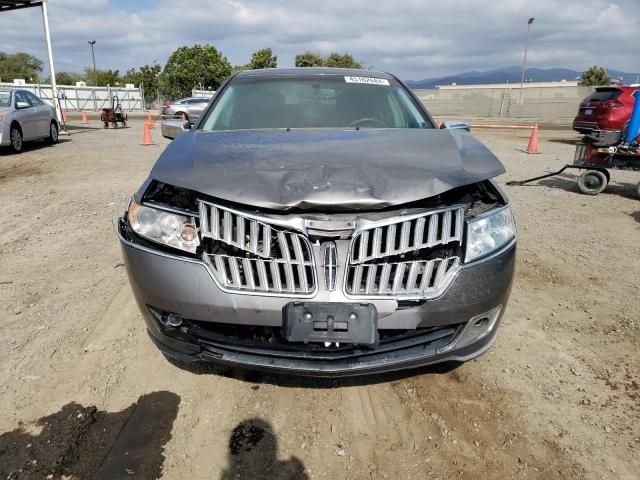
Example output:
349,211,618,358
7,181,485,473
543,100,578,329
465,206,515,262
127,201,199,253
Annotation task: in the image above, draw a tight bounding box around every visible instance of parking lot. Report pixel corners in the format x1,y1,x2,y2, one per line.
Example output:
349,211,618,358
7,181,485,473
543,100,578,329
0,120,638,479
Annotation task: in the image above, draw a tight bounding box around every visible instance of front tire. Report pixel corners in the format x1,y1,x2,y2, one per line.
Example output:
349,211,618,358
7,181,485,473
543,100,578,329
46,121,59,144
577,170,608,195
9,124,23,153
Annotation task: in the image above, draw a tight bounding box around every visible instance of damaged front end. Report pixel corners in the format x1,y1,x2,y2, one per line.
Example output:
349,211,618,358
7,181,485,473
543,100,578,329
116,177,516,377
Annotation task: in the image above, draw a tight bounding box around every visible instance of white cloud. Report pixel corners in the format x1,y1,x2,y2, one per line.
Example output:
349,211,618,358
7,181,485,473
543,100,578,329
0,0,638,81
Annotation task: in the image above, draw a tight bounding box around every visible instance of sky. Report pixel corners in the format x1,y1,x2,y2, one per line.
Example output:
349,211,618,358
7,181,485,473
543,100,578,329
1,0,639,81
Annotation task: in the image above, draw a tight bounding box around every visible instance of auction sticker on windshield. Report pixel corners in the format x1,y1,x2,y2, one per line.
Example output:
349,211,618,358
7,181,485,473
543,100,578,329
344,76,390,86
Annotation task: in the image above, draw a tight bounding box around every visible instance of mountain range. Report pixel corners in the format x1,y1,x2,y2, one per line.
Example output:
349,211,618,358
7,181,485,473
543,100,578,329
405,66,640,89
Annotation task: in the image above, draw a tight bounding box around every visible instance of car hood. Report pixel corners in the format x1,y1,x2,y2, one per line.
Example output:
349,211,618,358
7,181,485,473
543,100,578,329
0,107,12,117
150,128,505,211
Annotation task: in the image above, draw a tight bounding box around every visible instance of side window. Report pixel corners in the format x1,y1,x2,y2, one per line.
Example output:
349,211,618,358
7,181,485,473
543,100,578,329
25,92,44,106
14,91,30,107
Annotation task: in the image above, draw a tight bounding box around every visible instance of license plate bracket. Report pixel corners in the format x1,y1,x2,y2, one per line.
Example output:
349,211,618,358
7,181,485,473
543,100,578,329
284,302,378,347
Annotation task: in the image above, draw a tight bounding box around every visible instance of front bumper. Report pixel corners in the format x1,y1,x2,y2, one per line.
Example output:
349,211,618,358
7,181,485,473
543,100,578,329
116,220,516,377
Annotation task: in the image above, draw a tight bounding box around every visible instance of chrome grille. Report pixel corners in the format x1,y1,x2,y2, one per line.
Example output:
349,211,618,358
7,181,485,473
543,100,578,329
345,257,460,297
199,201,316,295
350,206,464,264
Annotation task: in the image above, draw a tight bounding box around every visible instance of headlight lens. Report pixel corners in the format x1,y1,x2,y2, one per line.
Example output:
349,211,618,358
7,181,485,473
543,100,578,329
128,201,199,253
465,206,515,262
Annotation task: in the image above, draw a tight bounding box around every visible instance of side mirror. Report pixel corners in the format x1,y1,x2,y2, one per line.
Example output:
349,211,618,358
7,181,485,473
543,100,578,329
440,120,471,132
161,119,191,140
16,101,30,109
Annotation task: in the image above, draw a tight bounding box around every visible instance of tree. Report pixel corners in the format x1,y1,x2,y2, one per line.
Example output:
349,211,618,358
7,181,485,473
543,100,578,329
579,66,611,86
295,52,325,67
83,67,121,87
249,48,277,69
0,51,43,82
161,44,232,99
123,64,161,90
294,51,364,69
322,53,363,69
55,71,85,85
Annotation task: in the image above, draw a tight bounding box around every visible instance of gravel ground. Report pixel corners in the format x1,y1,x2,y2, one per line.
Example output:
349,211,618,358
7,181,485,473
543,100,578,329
0,121,638,479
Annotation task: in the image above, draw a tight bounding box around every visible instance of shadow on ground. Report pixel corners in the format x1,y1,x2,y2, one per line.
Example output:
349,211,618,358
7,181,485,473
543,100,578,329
509,171,638,200
65,125,103,135
0,391,180,480
547,138,579,145
537,175,638,200
219,418,308,480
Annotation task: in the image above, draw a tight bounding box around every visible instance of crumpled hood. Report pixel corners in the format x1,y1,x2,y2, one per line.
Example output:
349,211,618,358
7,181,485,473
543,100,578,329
150,128,505,211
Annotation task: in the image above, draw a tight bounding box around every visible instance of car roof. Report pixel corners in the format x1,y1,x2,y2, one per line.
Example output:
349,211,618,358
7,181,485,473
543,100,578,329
234,67,396,80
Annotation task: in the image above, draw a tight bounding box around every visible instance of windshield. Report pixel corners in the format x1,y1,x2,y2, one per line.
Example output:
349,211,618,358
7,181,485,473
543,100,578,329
586,88,621,102
201,74,432,131
0,91,10,108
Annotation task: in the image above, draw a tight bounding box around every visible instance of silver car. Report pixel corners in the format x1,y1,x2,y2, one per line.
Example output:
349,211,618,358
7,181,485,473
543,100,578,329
0,89,59,153
161,97,212,122
117,68,516,377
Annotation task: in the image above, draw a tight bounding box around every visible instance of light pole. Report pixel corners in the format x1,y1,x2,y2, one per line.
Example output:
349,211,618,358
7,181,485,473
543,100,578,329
88,40,97,84
519,17,534,104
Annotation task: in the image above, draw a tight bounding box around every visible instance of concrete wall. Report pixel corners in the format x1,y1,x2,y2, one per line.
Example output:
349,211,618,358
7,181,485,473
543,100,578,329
414,85,594,121
0,82,145,111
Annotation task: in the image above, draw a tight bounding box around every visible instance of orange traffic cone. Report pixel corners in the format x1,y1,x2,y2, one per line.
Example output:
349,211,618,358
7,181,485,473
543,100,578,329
81,111,89,124
62,110,68,124
526,123,539,154
141,121,154,146
146,113,154,128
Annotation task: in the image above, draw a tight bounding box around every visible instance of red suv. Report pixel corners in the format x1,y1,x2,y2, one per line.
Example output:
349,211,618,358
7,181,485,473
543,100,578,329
573,85,639,134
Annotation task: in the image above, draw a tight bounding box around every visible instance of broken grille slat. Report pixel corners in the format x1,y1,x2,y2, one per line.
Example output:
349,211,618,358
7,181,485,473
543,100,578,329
249,221,258,255
242,258,255,290
414,217,426,250
442,210,451,243
427,213,438,246
419,260,436,291
400,221,411,252
379,264,392,294
257,260,268,291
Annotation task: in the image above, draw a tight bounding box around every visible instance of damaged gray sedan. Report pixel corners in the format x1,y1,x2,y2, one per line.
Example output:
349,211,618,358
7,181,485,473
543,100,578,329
116,68,516,377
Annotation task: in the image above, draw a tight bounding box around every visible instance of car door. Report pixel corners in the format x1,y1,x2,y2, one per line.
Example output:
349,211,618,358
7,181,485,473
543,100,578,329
24,91,50,137
13,91,37,139
186,98,208,120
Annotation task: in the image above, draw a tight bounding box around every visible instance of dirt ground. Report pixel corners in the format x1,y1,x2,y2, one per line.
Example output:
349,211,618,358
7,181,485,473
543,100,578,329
0,120,638,480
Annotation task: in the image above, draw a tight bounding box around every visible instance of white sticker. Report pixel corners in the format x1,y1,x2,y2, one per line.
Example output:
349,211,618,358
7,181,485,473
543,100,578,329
344,76,390,86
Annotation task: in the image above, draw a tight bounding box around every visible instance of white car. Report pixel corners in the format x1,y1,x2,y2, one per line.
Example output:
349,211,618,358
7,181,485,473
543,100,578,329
0,89,59,153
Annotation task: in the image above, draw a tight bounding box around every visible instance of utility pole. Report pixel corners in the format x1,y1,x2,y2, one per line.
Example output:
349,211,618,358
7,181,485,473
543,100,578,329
88,40,97,85
519,17,534,104
41,0,62,124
